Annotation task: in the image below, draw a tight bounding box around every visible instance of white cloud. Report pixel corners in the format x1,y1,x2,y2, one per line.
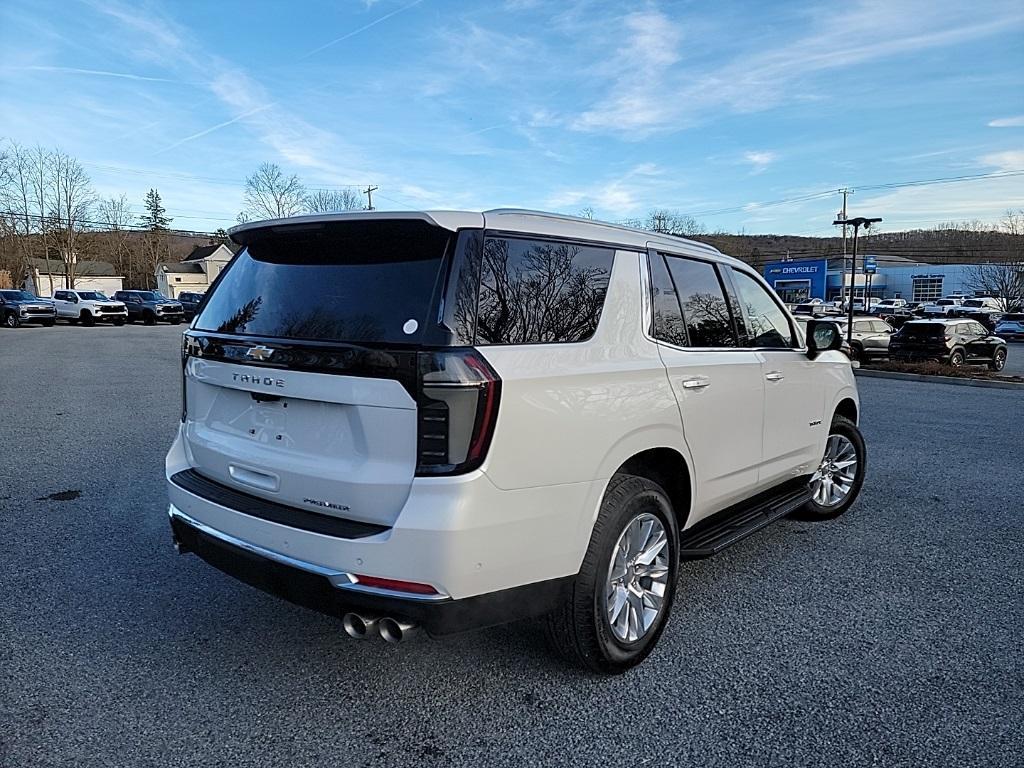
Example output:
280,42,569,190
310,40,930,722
572,10,683,134
989,116,1024,128
743,151,777,174
571,0,1024,137
980,150,1024,170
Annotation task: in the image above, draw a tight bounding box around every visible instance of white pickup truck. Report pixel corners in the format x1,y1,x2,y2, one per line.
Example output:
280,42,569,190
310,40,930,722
921,297,963,317
51,289,128,325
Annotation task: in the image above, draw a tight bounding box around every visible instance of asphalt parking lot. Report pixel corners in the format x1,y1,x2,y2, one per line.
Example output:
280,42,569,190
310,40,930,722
2,323,1022,768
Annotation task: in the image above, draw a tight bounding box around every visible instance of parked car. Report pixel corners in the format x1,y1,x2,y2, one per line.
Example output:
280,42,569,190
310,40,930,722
51,289,127,326
842,297,880,313
869,298,907,315
177,291,205,320
166,210,866,674
952,297,1001,318
880,308,918,329
994,313,1024,341
793,299,827,316
921,297,963,316
0,289,56,328
114,290,184,324
803,316,893,361
889,319,1007,370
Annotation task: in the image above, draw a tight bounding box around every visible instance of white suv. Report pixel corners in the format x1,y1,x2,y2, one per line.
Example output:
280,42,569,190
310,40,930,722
52,289,128,325
166,210,865,673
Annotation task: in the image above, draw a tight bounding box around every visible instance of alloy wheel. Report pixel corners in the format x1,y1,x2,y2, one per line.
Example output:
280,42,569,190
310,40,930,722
809,434,859,508
605,513,670,643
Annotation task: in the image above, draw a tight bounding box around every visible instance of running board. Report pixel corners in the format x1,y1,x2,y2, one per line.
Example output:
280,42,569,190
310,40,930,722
679,480,811,559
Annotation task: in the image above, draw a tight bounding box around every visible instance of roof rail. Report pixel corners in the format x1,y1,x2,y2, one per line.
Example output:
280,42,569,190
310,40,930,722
483,208,720,254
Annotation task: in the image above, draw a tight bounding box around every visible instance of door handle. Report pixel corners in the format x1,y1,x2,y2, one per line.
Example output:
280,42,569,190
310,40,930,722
765,371,785,382
680,377,710,390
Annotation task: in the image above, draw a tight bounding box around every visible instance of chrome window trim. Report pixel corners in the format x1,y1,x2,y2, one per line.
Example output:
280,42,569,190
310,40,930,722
640,250,809,354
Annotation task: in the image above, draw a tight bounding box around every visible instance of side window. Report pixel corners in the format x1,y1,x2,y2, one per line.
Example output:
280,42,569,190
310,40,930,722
648,253,688,346
476,235,613,345
969,322,988,336
663,256,739,347
54,292,65,301
729,269,795,348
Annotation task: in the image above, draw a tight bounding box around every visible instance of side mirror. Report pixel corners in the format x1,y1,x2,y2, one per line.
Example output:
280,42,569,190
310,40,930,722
806,319,843,359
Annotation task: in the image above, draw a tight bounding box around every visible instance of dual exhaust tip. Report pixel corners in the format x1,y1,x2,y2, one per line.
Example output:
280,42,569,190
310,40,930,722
342,612,418,644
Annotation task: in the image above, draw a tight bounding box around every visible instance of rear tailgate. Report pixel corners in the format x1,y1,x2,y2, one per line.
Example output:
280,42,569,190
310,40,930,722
183,357,416,527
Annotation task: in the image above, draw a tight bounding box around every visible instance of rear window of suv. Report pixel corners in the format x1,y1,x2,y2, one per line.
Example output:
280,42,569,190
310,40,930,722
899,323,946,337
195,220,452,344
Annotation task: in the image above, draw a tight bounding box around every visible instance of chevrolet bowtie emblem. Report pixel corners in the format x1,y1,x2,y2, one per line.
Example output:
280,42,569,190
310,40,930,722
246,345,274,361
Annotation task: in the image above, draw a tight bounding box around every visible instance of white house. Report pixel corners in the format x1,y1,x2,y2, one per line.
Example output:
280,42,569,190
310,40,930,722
25,257,124,297
156,243,234,298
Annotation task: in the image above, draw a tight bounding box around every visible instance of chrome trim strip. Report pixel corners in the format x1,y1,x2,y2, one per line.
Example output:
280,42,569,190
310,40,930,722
168,505,450,602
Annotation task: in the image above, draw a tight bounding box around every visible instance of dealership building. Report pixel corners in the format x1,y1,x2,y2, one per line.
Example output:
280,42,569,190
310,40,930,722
762,255,984,304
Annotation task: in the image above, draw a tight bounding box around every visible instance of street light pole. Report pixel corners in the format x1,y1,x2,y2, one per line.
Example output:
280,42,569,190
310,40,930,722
833,216,882,345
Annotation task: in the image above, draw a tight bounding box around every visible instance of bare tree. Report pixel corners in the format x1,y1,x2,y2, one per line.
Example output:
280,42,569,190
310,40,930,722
305,188,364,213
47,149,96,289
964,209,1024,311
965,262,1024,311
240,163,307,221
645,209,705,237
97,194,135,285
0,142,55,292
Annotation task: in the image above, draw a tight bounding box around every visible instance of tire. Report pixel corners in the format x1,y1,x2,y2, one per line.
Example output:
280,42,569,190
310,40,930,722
796,415,866,520
4,312,19,329
80,311,95,327
949,348,966,367
849,342,864,362
144,312,156,326
545,474,680,674
989,347,1007,371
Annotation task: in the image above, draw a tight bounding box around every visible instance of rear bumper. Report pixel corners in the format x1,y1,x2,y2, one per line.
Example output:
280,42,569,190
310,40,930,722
165,428,600,611
169,505,573,636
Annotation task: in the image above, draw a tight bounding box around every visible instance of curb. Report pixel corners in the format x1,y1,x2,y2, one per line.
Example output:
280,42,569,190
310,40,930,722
854,368,1024,391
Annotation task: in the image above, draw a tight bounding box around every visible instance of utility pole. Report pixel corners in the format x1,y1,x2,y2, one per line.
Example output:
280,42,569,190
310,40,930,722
833,215,882,345
363,185,378,211
838,188,853,306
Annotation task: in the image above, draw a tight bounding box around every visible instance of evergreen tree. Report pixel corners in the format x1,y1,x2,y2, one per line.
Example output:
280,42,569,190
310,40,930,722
141,188,171,231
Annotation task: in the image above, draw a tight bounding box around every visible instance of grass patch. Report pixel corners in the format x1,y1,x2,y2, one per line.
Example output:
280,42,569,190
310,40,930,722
863,360,1023,382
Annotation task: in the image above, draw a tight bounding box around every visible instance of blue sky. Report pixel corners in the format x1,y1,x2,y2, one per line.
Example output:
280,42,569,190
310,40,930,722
2,0,1023,235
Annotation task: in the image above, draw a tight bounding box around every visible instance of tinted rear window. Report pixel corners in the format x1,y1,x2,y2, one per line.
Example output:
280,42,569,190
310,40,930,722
195,220,451,344
476,236,613,345
899,323,945,337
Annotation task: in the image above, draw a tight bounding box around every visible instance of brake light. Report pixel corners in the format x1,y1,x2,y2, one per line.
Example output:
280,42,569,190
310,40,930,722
415,349,501,476
353,575,439,595
180,333,201,422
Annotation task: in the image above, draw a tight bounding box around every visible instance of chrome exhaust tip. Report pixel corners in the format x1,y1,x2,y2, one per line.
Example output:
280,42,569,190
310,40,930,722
378,617,419,644
342,612,379,639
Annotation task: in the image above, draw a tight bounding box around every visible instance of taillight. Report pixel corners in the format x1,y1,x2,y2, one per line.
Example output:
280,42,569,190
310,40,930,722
415,349,501,476
181,333,201,422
